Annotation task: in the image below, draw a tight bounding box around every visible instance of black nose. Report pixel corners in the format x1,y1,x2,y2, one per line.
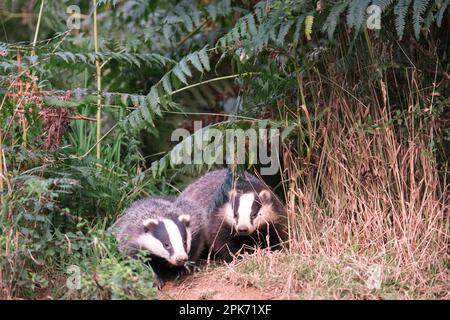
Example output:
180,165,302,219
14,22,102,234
175,257,188,265
237,226,249,234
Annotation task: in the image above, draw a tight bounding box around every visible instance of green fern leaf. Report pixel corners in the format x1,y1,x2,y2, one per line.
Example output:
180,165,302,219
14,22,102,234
247,14,258,37
206,4,218,20
162,75,173,95
188,52,204,73
277,19,294,44
131,95,139,107
163,24,172,42
394,0,412,40
323,2,348,39
181,13,194,32
413,0,431,39
240,19,248,38
188,4,202,26
75,53,87,63
347,0,371,30
179,58,192,77
304,15,314,41
139,97,154,125
120,93,129,106
173,65,189,85
147,87,160,110
371,0,395,11
198,46,211,72
436,0,450,27
293,15,305,46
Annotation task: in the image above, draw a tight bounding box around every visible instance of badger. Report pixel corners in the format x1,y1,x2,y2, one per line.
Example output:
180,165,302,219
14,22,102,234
178,169,287,262
111,196,206,288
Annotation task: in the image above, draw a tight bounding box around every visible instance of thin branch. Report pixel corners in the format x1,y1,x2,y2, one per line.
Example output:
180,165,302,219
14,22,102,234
15,109,97,121
93,0,102,159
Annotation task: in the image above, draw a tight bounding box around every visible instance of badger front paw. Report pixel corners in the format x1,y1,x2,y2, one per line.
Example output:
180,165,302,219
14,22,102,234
154,276,165,290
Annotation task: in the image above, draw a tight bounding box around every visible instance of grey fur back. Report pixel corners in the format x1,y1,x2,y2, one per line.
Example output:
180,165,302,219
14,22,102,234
178,169,268,208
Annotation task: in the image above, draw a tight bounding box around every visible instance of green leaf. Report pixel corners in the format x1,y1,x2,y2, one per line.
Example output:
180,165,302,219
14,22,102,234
413,0,430,39
179,58,192,77
188,52,204,73
247,14,258,37
394,0,412,40
162,75,173,95
120,93,129,105
173,65,188,85
147,87,162,116
198,46,210,72
140,103,154,126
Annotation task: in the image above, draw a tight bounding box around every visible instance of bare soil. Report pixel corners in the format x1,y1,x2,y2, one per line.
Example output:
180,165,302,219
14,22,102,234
160,273,276,300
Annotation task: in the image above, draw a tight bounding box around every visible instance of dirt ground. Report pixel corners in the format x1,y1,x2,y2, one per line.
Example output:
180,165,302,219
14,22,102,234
160,274,276,300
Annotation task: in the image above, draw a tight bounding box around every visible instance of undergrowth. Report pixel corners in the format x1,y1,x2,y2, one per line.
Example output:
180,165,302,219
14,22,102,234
0,0,448,300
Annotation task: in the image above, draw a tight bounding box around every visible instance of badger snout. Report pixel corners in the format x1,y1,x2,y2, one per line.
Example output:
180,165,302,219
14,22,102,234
173,255,188,266
236,225,250,235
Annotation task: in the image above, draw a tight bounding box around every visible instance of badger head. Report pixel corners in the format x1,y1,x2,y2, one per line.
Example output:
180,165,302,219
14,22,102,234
222,189,277,235
135,214,192,266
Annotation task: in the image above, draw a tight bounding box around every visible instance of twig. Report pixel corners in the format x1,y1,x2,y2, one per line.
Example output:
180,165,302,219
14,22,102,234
93,0,102,159
14,109,97,121
0,128,4,203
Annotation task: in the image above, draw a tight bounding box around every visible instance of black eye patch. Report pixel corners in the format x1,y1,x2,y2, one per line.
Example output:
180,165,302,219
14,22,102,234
232,196,240,218
250,198,262,219
148,221,174,256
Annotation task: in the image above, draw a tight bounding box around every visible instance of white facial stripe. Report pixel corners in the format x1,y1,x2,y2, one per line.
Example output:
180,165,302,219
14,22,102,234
221,202,235,226
135,233,169,260
163,219,188,262
237,193,255,230
186,228,192,253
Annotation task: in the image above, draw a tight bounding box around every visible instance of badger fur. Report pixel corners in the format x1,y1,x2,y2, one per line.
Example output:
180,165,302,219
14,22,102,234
178,169,287,262
111,196,206,287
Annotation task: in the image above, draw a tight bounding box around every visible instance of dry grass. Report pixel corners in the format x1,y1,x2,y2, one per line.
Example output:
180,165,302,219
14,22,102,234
257,67,448,299
187,59,450,300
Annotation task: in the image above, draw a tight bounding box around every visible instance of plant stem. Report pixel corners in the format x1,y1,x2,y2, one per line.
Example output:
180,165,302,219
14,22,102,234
22,0,45,148
0,128,3,203
32,0,45,56
171,72,259,95
93,0,102,159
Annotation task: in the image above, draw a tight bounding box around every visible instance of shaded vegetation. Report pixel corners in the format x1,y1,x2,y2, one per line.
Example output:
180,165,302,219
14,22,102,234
0,0,448,299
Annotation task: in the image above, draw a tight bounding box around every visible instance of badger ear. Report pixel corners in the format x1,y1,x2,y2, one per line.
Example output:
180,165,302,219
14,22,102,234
143,218,159,233
259,189,271,203
178,214,191,227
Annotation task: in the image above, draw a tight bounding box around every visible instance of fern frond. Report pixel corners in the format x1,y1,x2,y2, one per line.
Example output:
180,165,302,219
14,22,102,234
322,2,349,39
277,20,295,45
151,119,297,176
346,0,371,30
436,0,450,27
304,15,314,41
371,0,396,11
121,46,211,131
413,0,431,39
394,0,412,40
36,51,173,68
